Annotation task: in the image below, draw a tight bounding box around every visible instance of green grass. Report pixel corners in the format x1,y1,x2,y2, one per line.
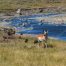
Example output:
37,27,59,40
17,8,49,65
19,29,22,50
0,37,66,66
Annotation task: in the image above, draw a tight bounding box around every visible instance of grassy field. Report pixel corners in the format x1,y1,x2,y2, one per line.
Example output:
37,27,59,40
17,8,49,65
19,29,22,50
0,0,66,11
0,37,66,66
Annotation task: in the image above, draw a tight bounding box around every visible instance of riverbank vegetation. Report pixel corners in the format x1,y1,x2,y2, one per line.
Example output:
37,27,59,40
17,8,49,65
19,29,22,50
0,0,66,13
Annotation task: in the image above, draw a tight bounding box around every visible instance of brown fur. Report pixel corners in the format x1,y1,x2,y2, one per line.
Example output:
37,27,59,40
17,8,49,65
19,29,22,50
35,34,48,48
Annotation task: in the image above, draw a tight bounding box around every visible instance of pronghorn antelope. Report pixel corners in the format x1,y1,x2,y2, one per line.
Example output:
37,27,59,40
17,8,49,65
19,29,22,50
35,30,48,48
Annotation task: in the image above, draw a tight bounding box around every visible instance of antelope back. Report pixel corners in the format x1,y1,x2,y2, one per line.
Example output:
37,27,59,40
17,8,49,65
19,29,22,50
36,34,46,41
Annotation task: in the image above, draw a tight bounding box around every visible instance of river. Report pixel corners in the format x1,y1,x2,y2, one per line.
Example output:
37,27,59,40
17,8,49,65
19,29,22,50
4,13,66,41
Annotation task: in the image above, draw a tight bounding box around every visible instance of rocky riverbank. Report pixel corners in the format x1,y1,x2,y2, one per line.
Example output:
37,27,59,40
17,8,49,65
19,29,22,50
0,6,66,16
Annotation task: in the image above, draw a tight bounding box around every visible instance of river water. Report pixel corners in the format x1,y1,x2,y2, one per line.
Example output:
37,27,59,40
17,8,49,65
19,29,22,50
5,13,66,41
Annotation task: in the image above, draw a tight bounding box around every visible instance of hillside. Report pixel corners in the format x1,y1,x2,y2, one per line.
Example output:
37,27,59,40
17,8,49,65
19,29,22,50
0,0,66,11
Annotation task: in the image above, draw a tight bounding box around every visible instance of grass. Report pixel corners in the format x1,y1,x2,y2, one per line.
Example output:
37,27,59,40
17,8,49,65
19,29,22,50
0,37,66,66
0,0,66,12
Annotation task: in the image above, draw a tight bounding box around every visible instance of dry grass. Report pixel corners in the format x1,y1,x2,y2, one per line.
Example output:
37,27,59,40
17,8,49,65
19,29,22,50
0,37,66,66
0,0,66,11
